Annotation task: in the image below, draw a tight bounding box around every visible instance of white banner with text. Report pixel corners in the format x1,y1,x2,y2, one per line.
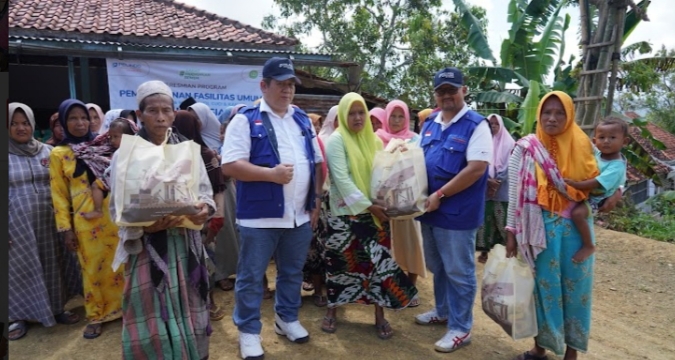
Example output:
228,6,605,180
106,59,263,118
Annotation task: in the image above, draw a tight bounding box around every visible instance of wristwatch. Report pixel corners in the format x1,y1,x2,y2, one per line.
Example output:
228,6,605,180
435,190,446,200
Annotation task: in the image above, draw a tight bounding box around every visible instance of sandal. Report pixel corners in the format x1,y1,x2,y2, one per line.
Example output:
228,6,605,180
217,279,234,291
55,311,80,325
375,321,393,340
210,304,227,321
302,281,315,291
8,321,27,341
321,316,337,333
312,294,328,307
513,351,549,360
83,323,102,339
408,295,421,308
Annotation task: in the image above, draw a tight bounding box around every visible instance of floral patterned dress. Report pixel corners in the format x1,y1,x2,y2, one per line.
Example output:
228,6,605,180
49,146,124,324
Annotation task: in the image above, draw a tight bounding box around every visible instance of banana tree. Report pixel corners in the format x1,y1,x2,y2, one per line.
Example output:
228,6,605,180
452,0,571,134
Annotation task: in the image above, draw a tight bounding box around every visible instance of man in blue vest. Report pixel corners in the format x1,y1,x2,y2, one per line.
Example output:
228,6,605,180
221,57,324,360
414,67,493,353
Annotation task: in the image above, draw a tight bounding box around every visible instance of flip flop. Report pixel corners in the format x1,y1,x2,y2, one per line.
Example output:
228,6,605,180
408,295,421,308
83,323,102,339
8,321,27,341
321,316,337,333
513,351,549,360
55,311,80,325
375,321,393,340
302,282,315,291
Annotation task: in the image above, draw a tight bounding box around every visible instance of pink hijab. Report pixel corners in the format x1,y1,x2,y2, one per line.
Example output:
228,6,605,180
370,107,386,127
375,100,416,147
488,113,516,178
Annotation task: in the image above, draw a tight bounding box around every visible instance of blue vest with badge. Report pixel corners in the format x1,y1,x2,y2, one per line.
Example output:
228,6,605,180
416,110,489,230
235,105,317,220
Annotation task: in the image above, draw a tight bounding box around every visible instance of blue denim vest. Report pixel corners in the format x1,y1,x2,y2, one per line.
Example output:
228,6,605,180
235,105,317,220
416,110,489,230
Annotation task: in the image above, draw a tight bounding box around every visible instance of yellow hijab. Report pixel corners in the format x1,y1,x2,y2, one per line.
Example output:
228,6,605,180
336,93,383,224
535,91,599,214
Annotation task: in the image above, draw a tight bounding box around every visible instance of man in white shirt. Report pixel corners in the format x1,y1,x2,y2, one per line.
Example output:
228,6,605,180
221,57,324,360
413,67,493,353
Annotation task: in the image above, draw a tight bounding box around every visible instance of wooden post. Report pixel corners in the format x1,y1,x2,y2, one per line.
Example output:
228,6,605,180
67,56,77,99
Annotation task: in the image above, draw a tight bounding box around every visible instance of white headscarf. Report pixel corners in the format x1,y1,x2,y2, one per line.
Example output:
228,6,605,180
318,105,338,144
189,103,224,150
101,109,123,133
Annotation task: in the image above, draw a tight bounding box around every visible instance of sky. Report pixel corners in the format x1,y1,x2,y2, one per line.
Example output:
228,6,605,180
178,0,675,63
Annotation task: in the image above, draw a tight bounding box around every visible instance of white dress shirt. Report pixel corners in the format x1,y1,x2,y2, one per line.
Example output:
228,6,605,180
221,99,324,228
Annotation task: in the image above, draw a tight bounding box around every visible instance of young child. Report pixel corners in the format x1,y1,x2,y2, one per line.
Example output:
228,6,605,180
565,118,629,263
83,118,137,220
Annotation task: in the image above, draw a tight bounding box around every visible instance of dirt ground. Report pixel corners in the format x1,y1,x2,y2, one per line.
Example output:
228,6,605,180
9,227,675,360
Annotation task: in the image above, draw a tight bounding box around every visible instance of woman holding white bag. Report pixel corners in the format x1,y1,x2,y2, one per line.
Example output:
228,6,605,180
109,80,216,360
375,99,426,307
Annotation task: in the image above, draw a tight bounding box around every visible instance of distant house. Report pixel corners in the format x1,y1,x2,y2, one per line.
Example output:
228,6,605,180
624,112,675,204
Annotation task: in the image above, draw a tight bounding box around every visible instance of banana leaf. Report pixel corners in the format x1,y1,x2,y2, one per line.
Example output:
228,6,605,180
452,0,497,64
623,0,651,43
518,80,541,134
474,90,524,104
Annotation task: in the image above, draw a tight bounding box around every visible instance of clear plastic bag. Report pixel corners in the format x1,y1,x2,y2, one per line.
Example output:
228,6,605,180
370,139,428,219
481,244,538,340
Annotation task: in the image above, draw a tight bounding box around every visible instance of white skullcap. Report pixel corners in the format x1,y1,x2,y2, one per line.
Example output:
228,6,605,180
136,80,173,106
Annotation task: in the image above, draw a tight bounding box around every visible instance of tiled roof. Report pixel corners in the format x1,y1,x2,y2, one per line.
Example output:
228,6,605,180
644,122,675,161
8,0,298,46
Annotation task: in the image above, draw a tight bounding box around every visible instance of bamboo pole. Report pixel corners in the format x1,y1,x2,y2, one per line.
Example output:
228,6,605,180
605,2,628,117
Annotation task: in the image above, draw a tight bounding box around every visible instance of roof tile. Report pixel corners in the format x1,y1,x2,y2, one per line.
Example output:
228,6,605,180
8,0,298,46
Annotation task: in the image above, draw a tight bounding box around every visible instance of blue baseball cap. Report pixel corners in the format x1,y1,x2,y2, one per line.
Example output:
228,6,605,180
262,57,302,84
434,67,464,90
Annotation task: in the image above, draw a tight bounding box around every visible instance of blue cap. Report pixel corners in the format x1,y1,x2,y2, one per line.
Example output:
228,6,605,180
262,57,301,84
434,67,464,89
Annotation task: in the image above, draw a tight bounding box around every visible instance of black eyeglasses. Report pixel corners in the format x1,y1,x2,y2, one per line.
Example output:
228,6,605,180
435,87,460,96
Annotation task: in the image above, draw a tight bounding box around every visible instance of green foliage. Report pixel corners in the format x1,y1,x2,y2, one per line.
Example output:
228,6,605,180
617,46,675,134
262,0,487,109
599,191,675,243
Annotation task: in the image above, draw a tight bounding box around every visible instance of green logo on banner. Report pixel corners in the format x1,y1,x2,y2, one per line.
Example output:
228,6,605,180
249,70,258,79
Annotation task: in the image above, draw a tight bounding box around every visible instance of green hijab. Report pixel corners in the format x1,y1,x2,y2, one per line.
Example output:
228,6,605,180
335,92,383,225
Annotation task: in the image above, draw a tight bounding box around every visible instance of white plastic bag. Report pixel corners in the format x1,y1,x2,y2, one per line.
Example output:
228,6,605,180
112,129,203,230
370,139,428,219
481,244,538,340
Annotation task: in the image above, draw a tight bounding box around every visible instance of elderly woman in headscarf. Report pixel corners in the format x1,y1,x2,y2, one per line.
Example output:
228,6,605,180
44,112,64,146
374,99,426,307
369,107,386,132
109,81,215,360
101,109,122,133
505,91,622,360
475,114,516,263
321,93,417,339
85,103,105,134
49,99,124,339
189,102,224,151
8,103,80,341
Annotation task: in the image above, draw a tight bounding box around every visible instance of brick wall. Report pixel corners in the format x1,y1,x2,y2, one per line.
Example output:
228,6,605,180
293,94,342,118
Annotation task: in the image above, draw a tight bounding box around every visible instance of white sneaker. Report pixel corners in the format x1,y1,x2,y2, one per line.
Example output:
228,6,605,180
274,313,310,343
414,309,448,325
239,332,264,360
434,330,472,353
